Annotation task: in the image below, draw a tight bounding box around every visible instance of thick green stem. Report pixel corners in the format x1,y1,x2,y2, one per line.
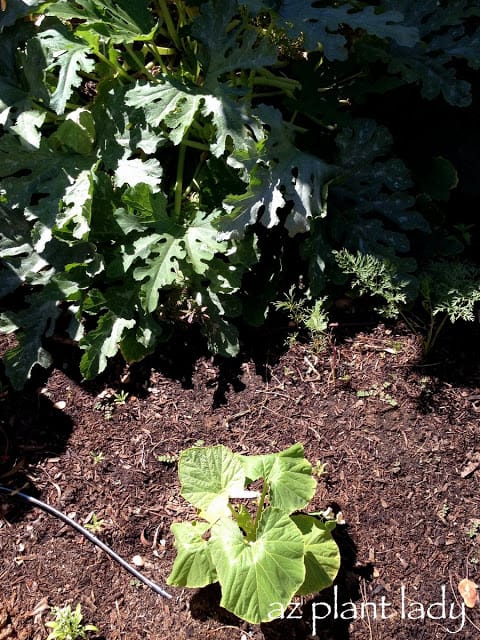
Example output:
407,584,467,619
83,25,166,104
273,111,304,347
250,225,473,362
146,44,168,74
174,142,187,218
157,0,181,50
124,43,156,80
250,75,301,92
95,50,130,80
183,139,210,152
252,480,269,537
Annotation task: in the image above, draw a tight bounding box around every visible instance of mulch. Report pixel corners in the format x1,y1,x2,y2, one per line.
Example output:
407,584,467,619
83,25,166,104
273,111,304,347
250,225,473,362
0,321,479,639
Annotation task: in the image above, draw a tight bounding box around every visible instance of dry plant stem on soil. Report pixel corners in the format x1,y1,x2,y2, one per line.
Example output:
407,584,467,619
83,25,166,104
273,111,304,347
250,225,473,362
0,485,172,599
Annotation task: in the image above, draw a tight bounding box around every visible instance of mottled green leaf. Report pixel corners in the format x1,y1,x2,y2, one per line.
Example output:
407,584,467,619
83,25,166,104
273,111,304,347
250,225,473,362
79,311,135,379
126,79,203,145
133,232,186,312
2,292,60,389
44,0,156,44
278,2,418,59
114,158,163,191
36,27,95,114
192,0,276,82
184,210,226,275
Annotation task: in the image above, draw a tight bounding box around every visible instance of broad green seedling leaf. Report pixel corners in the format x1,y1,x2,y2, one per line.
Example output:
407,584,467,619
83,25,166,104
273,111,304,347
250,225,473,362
167,521,217,588
239,443,317,513
210,507,305,623
178,445,246,522
291,514,341,595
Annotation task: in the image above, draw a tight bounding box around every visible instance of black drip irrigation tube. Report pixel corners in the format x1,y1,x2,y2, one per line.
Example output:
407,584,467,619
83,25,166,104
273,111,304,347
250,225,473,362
0,484,172,600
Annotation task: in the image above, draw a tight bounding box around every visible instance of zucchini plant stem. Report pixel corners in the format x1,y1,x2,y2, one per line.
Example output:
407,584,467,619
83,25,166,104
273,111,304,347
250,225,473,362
0,485,172,599
95,50,130,81
145,44,168,74
124,43,156,81
174,142,187,217
157,0,182,51
252,480,269,537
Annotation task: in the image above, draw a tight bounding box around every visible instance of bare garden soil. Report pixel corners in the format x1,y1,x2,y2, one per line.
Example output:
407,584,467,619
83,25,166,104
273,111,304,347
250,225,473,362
1,320,479,640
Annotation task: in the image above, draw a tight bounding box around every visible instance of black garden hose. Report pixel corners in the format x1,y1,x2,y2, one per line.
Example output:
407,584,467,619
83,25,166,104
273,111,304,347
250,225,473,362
0,484,172,599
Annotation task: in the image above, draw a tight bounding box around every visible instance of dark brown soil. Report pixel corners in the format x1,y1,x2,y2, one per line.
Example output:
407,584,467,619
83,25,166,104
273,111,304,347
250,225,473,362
1,322,479,640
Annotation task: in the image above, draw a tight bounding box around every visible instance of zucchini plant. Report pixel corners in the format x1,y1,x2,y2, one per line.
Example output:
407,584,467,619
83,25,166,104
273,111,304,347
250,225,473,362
1,0,479,388
167,443,341,624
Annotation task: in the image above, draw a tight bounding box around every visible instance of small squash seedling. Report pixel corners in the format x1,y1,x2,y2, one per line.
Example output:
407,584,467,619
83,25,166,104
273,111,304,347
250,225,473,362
167,443,341,623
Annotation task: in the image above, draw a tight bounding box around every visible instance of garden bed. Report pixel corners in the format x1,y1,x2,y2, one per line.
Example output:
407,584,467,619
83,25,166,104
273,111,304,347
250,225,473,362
1,323,479,639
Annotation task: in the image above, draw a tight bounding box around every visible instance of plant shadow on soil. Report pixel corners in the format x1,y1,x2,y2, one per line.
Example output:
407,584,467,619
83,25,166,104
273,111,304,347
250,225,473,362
0,366,74,522
188,521,372,640
42,319,293,404
2,314,479,514
1,314,479,639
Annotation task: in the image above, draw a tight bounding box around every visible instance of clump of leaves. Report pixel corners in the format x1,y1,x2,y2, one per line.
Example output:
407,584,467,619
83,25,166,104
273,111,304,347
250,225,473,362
334,250,480,353
419,261,480,352
156,453,178,465
356,381,398,408
45,603,98,640
275,286,329,346
167,443,340,624
333,249,412,318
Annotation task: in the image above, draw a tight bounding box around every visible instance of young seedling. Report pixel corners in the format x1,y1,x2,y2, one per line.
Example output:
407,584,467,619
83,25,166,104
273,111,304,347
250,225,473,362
167,443,341,624
113,390,129,405
45,603,98,640
84,513,105,534
89,451,105,465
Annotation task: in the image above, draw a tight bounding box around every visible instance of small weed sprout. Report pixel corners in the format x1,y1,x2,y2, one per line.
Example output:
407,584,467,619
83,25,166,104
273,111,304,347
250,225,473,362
275,287,329,348
356,382,398,407
313,461,328,478
45,603,98,640
90,451,105,465
94,399,113,421
467,519,480,540
156,453,178,465
113,390,129,405
84,513,105,534
438,502,450,520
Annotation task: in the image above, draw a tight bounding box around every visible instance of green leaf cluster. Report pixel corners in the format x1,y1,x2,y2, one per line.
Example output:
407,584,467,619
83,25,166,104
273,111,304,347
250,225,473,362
167,443,340,624
334,249,480,352
46,603,98,640
0,0,478,387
